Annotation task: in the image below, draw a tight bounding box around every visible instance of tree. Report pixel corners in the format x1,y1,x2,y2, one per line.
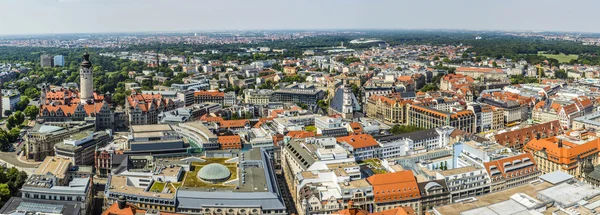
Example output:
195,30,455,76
13,111,24,125
23,106,39,120
15,98,29,112
3,110,11,117
0,183,9,202
492,61,498,67
6,116,16,130
23,87,40,99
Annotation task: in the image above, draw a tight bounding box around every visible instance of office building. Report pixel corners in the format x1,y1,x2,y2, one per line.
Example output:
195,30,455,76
53,55,65,67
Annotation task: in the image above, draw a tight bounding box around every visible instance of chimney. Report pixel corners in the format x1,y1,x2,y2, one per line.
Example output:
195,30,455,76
117,196,126,210
558,139,563,148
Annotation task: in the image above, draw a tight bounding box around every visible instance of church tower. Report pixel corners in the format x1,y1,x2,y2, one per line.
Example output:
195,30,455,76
80,52,94,104
342,80,353,119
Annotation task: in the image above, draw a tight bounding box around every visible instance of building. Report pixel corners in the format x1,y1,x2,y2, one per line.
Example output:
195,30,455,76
524,132,600,178
224,91,236,106
193,90,224,105
329,82,360,119
217,135,242,149
454,67,506,79
367,171,421,214
494,120,562,151
174,149,287,214
337,134,380,160
374,127,453,156
271,84,325,105
40,55,53,67
25,122,95,161
79,52,94,103
244,89,273,105
128,124,185,154
126,91,176,125
39,101,115,131
21,157,93,214
417,180,450,214
284,66,297,75
436,166,491,202
483,153,541,192
172,121,219,150
315,116,349,137
1,90,19,117
54,130,111,165
365,94,411,125
53,55,65,67
407,105,475,134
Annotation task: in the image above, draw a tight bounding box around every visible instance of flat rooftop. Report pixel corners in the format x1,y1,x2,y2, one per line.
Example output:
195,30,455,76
108,175,175,198
131,124,173,133
434,181,554,215
34,156,71,179
437,166,480,177
339,179,371,189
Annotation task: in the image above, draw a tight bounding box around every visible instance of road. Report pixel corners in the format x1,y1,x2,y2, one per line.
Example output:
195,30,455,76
0,151,39,173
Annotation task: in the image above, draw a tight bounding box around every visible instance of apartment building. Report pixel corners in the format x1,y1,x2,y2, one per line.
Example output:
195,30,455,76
365,94,412,124
484,153,541,192
407,104,475,134
436,166,491,202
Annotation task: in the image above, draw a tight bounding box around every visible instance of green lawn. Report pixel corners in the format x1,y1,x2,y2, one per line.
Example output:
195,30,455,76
538,52,578,63
150,182,166,192
182,158,237,188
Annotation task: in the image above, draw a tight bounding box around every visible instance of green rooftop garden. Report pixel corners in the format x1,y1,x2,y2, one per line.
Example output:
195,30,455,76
149,181,166,192
360,158,388,174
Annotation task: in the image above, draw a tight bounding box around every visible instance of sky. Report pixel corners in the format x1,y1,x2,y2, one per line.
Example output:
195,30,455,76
0,0,596,35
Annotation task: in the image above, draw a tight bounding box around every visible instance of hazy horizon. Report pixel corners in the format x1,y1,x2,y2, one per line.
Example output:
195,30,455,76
0,0,598,35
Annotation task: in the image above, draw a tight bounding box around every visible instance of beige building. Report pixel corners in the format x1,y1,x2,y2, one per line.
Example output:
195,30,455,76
407,104,475,133
365,94,412,125
243,89,273,105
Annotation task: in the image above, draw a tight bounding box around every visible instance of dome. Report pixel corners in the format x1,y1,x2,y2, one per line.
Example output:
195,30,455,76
197,163,231,183
80,52,92,68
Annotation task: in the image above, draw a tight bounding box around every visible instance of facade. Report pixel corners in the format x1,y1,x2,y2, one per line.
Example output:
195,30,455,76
40,101,115,131
79,52,94,103
484,153,541,192
337,134,380,160
25,122,95,161
524,133,600,178
315,116,349,137
128,124,185,153
374,127,453,156
21,157,93,215
494,120,562,151
244,89,273,105
126,91,176,125
271,85,324,105
367,171,421,214
365,94,411,125
1,90,19,117
436,166,491,202
193,90,224,105
417,180,451,214
407,105,475,134
40,54,53,67
54,55,65,67
54,130,111,165
217,135,242,149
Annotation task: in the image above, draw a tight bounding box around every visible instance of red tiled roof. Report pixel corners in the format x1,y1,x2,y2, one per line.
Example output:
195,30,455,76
336,134,379,149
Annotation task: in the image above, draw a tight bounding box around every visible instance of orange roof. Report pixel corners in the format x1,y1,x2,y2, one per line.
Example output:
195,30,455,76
349,122,363,134
524,136,600,165
484,153,537,180
220,119,249,128
495,120,561,149
397,76,412,82
286,130,316,139
102,201,184,215
334,207,412,215
194,90,224,97
336,134,379,149
218,135,241,144
456,67,504,73
367,171,420,203
200,114,223,123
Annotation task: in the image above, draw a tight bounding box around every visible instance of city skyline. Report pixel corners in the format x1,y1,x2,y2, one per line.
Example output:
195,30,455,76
0,0,599,35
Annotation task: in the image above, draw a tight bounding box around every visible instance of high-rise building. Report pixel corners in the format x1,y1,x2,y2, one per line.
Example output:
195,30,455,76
79,52,93,103
53,55,65,67
40,55,53,67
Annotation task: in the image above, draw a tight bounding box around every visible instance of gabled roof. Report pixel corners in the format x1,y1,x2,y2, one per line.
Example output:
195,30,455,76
336,134,379,149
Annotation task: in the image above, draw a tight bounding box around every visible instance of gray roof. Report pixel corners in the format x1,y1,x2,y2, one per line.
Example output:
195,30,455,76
539,170,573,185
375,128,441,142
176,190,286,210
0,197,82,215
